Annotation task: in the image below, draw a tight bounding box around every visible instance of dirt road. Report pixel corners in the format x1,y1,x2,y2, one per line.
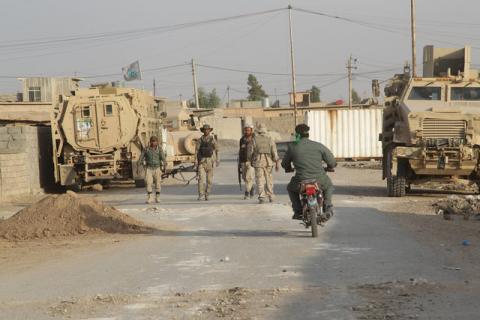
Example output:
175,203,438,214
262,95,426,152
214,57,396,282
1,152,479,319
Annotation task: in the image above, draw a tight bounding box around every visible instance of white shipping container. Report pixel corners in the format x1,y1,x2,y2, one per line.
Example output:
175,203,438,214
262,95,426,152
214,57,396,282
305,108,383,159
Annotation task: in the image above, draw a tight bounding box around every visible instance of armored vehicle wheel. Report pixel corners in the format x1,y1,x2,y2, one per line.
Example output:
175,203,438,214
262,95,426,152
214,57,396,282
387,175,406,197
134,179,145,188
184,133,199,155
67,179,83,193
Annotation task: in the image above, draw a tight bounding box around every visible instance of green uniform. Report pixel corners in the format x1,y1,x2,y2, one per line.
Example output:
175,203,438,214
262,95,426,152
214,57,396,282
139,146,166,194
281,138,336,215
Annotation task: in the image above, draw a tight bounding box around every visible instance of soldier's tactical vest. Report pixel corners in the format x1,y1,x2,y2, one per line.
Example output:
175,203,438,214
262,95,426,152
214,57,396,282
255,135,271,154
198,136,215,159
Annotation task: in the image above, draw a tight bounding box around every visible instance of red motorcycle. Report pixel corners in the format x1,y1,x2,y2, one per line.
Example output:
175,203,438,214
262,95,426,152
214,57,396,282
299,168,334,238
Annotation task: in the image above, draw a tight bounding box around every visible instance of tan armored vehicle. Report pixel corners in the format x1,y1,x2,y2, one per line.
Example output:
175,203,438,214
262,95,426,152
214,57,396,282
162,105,202,171
51,85,165,189
380,46,480,196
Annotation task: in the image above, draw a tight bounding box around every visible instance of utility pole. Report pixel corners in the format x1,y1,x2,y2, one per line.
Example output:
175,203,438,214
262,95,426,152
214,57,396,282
410,0,417,77
153,78,156,97
191,59,200,109
347,55,358,109
288,5,298,127
227,85,230,108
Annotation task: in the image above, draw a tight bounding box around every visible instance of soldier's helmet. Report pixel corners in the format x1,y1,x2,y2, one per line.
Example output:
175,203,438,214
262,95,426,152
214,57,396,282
200,124,213,132
257,123,268,134
150,136,159,142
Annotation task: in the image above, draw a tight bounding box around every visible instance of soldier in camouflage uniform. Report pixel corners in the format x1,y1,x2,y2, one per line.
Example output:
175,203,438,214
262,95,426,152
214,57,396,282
195,124,219,201
252,124,279,204
281,124,336,220
238,123,256,199
139,136,166,204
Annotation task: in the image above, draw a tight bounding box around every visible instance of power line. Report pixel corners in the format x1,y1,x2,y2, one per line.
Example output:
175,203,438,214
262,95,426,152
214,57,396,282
0,8,285,52
197,63,348,77
81,63,189,79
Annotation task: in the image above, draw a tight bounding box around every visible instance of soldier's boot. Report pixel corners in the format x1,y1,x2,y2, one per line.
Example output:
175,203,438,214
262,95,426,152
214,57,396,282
146,193,154,204
155,192,161,203
292,211,302,220
269,196,274,203
324,205,334,221
258,198,266,204
205,194,209,201
197,194,204,201
249,190,254,199
244,192,249,200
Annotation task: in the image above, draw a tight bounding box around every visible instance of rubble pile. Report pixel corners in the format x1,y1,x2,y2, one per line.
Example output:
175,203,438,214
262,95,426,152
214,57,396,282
421,181,479,193
433,195,480,220
341,160,382,170
0,192,154,241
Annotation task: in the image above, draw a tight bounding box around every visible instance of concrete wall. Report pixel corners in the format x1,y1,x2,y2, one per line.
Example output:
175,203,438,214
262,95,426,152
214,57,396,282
198,116,242,141
253,115,304,140
0,102,52,124
0,126,54,201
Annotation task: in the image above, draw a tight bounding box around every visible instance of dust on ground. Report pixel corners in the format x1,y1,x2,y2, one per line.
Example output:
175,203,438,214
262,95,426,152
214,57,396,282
0,191,155,241
350,279,441,320
2,287,290,320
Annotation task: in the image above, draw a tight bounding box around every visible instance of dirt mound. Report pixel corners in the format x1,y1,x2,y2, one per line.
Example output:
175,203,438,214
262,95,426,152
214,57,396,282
433,195,480,220
0,192,154,241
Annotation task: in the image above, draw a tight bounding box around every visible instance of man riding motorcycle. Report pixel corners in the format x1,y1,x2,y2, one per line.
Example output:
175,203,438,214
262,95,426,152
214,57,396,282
281,124,336,220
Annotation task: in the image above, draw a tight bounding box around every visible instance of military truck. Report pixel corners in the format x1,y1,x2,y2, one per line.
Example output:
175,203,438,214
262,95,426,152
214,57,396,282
380,45,480,196
51,84,165,189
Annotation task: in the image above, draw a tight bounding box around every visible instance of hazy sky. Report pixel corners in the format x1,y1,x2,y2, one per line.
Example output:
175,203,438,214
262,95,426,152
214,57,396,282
1,0,478,103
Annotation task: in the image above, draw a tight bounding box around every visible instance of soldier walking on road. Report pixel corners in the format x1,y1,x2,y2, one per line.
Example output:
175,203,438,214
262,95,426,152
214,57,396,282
195,124,219,201
139,136,166,204
239,123,256,199
252,124,279,204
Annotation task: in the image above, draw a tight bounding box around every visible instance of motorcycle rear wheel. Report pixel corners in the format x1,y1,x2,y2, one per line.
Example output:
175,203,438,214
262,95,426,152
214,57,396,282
311,206,319,238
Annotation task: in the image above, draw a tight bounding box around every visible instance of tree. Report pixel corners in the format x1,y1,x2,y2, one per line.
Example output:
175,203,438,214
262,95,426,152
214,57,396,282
352,89,362,104
247,74,268,101
310,85,321,103
190,87,221,109
207,89,221,109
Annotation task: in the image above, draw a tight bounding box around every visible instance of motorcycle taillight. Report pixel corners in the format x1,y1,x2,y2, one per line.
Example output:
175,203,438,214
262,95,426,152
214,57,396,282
305,186,317,196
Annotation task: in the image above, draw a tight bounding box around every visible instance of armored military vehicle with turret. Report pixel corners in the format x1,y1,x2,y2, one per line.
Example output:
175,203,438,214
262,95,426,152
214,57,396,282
51,84,165,189
380,45,480,196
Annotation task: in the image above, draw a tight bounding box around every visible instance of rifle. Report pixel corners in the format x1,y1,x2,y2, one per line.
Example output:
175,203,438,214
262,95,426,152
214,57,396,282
161,164,198,185
237,158,243,190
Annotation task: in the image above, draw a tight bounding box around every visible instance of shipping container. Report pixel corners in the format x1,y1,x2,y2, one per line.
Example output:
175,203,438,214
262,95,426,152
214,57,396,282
305,107,383,159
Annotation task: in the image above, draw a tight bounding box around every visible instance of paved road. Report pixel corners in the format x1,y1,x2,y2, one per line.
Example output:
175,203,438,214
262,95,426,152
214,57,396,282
0,152,478,319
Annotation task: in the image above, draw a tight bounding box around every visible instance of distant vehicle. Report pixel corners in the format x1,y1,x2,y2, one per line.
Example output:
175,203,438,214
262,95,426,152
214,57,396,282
51,85,166,190
380,45,480,196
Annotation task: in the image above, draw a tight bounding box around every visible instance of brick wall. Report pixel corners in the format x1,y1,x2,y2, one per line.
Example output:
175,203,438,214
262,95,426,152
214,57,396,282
0,126,54,201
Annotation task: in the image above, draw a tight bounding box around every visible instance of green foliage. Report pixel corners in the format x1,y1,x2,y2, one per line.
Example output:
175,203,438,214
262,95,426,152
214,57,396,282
352,89,362,104
310,86,321,103
190,87,221,109
247,74,268,101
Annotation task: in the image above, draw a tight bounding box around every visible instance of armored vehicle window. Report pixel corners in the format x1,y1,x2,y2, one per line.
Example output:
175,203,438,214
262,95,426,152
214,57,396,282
408,87,441,100
81,106,91,118
28,87,41,102
104,104,113,116
451,87,480,101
